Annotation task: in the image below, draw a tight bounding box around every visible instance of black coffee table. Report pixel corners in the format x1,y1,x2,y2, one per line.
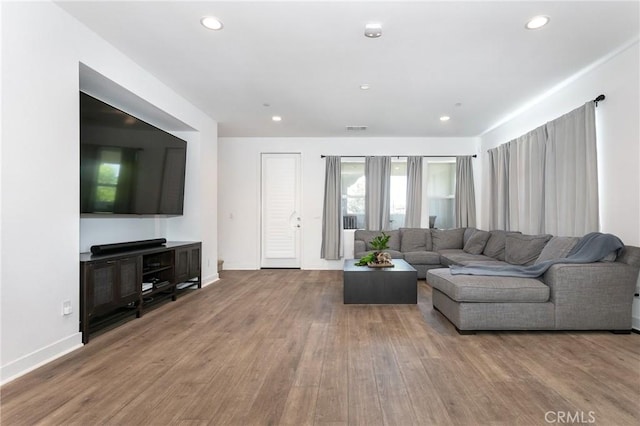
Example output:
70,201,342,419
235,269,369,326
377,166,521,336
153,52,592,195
343,259,417,304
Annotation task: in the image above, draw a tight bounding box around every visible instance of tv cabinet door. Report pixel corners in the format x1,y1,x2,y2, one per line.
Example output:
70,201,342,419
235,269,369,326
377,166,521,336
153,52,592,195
85,257,141,317
189,245,201,279
86,261,119,317
174,244,201,284
118,256,141,305
175,248,190,283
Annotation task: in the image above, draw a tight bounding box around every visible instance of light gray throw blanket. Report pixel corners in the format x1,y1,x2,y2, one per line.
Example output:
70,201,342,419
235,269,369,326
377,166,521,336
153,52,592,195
449,232,623,278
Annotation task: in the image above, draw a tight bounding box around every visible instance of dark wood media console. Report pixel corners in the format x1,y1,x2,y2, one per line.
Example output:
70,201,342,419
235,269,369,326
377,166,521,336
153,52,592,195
80,241,202,343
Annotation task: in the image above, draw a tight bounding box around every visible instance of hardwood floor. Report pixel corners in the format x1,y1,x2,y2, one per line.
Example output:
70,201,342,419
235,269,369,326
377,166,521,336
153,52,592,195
2,269,639,425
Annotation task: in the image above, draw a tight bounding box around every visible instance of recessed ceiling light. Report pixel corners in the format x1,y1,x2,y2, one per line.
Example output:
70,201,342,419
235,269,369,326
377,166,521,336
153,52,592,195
364,23,382,38
525,15,550,30
360,84,371,90
440,116,451,122
201,16,223,30
272,116,282,122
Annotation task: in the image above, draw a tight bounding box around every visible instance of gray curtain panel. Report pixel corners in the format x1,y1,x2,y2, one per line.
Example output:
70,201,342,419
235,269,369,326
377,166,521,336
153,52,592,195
405,156,423,228
320,156,342,260
507,126,546,234
455,156,476,227
544,101,598,236
488,143,510,230
488,101,598,236
365,156,391,230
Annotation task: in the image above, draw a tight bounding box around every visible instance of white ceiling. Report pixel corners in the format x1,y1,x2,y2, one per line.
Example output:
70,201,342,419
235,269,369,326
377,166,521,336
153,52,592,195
57,1,639,138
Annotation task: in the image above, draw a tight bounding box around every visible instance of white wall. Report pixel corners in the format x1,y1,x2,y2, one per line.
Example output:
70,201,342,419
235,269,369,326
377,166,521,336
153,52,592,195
166,126,219,277
479,41,640,329
218,137,479,270
1,1,218,383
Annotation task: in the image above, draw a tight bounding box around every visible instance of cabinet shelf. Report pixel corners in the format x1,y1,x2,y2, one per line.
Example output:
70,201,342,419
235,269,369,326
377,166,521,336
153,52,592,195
176,280,199,291
140,290,176,312
142,281,174,296
142,265,173,276
148,286,173,295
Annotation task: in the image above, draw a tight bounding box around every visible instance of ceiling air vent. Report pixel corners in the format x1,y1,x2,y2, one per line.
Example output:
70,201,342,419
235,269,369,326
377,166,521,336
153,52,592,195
346,125,368,131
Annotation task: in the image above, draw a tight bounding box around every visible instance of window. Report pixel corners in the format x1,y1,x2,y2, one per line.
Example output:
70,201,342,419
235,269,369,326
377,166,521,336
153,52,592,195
389,160,407,230
341,160,365,229
340,157,456,230
341,159,408,230
426,160,456,229
94,149,122,212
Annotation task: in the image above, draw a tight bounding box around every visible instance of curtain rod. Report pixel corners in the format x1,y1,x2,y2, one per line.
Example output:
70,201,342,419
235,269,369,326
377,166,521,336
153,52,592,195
325,95,605,159
320,154,477,159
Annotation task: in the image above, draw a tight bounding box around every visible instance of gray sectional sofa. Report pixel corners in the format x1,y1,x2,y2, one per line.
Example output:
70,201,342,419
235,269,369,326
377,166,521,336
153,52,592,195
354,228,640,333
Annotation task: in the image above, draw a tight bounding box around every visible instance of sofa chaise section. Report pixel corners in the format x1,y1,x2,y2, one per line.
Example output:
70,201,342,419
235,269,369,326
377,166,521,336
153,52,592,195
429,268,555,331
428,245,640,333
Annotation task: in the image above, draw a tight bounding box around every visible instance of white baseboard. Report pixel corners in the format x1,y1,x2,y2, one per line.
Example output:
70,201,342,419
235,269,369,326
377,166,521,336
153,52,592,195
201,273,219,287
1,333,83,385
219,262,258,270
1,275,219,385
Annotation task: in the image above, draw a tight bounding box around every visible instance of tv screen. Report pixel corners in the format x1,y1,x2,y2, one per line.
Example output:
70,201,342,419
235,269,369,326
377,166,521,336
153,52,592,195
80,92,187,215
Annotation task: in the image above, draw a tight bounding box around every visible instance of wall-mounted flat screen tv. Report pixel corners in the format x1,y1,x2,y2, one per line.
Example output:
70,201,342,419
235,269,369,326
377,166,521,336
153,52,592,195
80,92,187,215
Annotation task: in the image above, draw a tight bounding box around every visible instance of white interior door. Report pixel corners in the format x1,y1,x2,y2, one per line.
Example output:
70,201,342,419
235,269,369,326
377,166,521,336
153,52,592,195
261,153,302,268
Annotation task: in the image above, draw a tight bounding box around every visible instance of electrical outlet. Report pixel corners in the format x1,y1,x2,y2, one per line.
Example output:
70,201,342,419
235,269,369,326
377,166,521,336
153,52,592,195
62,300,72,315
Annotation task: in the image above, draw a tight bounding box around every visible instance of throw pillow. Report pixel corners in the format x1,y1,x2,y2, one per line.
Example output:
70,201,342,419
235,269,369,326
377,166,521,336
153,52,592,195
535,236,580,264
463,227,477,245
505,233,552,265
386,230,401,251
463,230,491,255
432,228,465,251
425,229,433,251
483,230,521,261
356,230,378,250
400,228,429,252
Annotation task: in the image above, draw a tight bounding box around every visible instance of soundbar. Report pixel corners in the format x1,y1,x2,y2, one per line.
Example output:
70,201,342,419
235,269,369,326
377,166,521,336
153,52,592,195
90,238,167,255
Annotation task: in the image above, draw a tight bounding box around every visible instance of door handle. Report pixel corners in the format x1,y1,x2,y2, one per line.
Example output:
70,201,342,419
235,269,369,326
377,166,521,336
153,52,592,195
289,212,301,229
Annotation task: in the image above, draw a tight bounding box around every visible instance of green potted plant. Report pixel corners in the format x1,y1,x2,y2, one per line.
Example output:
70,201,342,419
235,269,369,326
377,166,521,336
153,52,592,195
355,232,393,267
369,232,391,252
